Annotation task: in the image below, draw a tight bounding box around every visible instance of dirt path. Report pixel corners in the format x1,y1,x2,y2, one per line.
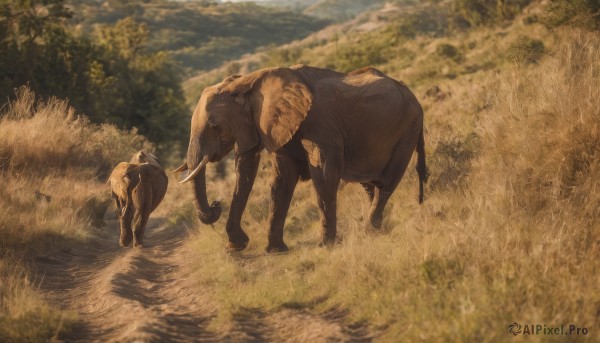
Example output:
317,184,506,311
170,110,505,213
36,218,375,342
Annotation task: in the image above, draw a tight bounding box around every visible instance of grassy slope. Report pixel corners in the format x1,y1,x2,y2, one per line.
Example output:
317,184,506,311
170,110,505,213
303,0,390,21
71,1,328,73
182,1,409,103
0,89,148,342
175,1,600,341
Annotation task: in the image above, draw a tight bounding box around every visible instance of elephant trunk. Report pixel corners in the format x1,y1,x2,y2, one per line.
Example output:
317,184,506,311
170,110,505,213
191,165,222,224
183,131,222,224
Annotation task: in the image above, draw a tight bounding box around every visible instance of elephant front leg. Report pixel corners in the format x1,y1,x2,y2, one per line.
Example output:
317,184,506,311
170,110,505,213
225,145,261,251
266,154,300,253
119,204,134,247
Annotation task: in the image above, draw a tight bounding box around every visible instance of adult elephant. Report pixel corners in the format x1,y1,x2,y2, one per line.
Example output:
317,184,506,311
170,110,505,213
176,65,427,253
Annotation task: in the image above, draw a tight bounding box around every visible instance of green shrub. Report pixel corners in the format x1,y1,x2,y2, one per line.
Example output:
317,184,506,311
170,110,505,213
523,14,539,25
451,0,532,27
334,42,388,72
265,46,303,68
436,43,465,62
508,36,545,64
429,133,478,192
394,6,449,38
543,0,600,30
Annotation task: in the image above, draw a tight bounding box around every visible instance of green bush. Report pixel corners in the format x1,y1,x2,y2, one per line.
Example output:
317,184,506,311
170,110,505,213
265,46,303,68
451,0,532,27
508,36,545,64
334,42,388,72
436,43,464,63
429,133,478,192
543,0,600,30
394,5,449,38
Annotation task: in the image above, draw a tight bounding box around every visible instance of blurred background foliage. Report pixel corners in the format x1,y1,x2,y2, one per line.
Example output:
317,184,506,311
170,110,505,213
69,0,328,73
0,0,188,153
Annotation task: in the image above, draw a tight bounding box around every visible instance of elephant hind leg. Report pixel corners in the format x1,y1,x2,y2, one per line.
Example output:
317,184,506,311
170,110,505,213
131,181,152,248
119,203,134,247
132,210,149,248
369,134,419,230
368,187,392,230
266,154,300,253
361,183,375,203
306,146,342,246
362,182,392,229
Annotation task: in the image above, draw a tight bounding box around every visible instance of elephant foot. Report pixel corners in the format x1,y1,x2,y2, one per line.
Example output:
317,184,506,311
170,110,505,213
119,226,133,247
368,215,383,230
226,240,248,252
266,240,289,254
119,238,132,247
367,219,391,235
320,235,338,247
226,228,249,252
371,219,383,231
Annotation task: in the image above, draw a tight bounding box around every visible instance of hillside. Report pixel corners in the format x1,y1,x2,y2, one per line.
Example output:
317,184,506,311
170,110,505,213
238,0,320,11
304,0,391,21
183,0,545,102
69,0,328,72
183,1,415,102
234,0,391,21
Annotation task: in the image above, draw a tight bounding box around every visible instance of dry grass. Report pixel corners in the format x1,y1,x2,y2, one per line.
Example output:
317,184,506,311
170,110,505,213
0,260,75,342
173,29,600,341
0,88,148,342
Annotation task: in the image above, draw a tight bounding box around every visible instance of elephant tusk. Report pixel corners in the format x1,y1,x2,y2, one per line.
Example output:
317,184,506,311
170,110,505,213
179,156,209,184
172,162,188,173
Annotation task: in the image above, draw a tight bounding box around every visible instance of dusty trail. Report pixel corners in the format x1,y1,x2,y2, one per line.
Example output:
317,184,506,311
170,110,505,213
36,217,375,342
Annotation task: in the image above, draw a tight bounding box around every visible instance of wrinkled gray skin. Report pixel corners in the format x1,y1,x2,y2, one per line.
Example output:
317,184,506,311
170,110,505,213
179,65,427,253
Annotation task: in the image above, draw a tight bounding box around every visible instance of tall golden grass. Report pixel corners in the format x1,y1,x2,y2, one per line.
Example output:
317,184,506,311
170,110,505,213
175,29,599,341
0,88,147,342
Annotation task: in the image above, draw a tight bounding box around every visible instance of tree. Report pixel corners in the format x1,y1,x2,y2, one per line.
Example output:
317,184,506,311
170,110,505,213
91,17,188,150
1,2,189,153
0,0,73,96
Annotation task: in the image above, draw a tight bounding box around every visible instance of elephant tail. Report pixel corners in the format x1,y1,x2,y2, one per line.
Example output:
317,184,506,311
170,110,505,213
416,128,428,204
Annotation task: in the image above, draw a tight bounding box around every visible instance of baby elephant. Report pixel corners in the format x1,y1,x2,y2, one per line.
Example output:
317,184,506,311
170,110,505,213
108,151,168,247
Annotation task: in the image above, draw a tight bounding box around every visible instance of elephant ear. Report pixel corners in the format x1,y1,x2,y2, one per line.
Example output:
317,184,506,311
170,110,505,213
223,68,313,153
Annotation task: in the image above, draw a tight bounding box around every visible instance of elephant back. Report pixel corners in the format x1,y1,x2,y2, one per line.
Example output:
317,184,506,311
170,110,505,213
108,162,140,201
138,163,168,212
